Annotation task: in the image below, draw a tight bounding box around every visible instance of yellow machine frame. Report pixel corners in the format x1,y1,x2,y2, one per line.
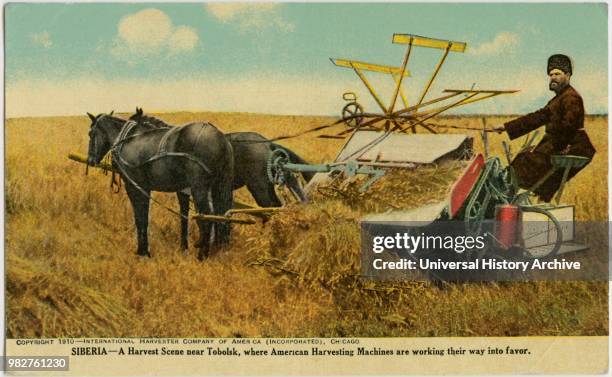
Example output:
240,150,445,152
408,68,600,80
330,33,518,135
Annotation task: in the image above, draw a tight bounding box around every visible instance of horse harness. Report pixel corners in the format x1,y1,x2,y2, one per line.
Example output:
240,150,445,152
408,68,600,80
107,118,213,175
92,116,217,220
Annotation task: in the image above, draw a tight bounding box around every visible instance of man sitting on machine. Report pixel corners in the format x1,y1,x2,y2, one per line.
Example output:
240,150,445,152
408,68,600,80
494,54,596,202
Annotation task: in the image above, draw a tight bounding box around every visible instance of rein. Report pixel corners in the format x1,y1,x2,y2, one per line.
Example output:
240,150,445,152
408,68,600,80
227,117,499,144
104,154,122,194
230,118,345,144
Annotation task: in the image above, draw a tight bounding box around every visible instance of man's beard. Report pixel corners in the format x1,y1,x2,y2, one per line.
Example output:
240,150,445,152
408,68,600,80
549,80,567,92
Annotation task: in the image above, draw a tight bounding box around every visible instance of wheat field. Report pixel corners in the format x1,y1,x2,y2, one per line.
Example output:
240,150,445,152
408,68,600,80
5,112,608,338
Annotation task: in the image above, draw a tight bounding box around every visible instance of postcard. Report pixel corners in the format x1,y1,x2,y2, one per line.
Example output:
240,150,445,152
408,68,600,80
3,2,609,375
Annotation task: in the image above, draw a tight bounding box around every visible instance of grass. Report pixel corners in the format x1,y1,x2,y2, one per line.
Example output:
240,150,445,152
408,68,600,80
4,112,608,338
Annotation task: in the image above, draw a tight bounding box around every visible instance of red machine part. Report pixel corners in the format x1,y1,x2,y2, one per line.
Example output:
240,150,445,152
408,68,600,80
494,204,520,249
449,154,485,218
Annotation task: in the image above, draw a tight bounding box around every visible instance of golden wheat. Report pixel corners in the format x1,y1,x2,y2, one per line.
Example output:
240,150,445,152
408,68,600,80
5,113,608,337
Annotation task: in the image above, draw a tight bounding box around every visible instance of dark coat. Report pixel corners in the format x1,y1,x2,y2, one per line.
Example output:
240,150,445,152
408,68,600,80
504,85,595,202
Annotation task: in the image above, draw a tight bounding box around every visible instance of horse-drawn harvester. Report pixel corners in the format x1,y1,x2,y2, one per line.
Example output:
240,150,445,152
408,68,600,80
69,32,590,269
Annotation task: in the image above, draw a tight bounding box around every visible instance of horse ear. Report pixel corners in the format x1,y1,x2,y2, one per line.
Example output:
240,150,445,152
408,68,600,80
110,110,115,116
87,112,96,122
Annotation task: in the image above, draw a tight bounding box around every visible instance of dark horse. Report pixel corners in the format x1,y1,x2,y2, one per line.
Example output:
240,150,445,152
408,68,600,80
130,108,314,208
227,131,313,205
86,112,234,260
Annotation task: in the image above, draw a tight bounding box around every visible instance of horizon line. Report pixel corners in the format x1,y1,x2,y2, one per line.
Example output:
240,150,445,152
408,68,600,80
5,110,609,120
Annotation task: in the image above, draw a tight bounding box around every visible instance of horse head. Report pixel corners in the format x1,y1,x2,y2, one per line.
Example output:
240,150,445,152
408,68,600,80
129,107,172,129
129,107,144,122
86,112,122,166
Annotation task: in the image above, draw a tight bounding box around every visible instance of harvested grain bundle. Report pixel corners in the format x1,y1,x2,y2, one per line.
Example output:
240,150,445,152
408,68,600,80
246,161,465,307
247,200,361,289
6,254,136,338
309,160,466,214
245,200,430,312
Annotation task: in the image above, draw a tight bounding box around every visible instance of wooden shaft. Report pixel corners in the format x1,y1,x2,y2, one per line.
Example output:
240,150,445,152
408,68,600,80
399,92,479,133
412,92,498,118
226,207,284,215
392,74,410,109
481,117,489,159
68,152,115,171
388,39,413,113
449,92,500,107
394,92,461,116
192,214,256,225
416,44,451,107
351,64,389,114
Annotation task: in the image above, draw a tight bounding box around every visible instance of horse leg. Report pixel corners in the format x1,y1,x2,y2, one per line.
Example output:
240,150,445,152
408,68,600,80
177,191,190,252
211,174,234,246
125,183,151,257
247,180,282,208
191,183,213,260
285,173,308,203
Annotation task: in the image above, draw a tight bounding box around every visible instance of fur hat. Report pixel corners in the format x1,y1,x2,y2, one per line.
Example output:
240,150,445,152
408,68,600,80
547,54,572,75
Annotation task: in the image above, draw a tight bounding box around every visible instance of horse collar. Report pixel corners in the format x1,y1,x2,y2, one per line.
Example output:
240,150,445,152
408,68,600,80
111,120,138,150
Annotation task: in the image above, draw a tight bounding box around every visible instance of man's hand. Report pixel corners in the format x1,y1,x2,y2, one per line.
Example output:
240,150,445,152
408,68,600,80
492,124,506,134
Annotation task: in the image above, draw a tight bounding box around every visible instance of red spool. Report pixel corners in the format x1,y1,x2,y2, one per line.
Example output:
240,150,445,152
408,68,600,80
494,204,520,249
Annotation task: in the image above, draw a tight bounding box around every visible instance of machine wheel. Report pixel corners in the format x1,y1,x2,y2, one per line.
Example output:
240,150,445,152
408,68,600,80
266,148,290,186
342,102,364,129
519,206,563,258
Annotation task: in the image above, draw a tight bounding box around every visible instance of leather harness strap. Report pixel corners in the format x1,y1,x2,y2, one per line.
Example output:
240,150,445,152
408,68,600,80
158,125,181,155
110,119,212,175
102,118,214,221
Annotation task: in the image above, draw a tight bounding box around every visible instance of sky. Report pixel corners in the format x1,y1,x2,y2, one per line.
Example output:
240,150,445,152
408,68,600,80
4,2,609,117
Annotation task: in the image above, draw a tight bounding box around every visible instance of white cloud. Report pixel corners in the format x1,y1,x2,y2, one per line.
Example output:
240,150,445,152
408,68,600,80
31,31,52,48
469,32,520,56
168,26,199,55
207,3,277,21
206,3,294,31
117,8,173,50
112,8,199,60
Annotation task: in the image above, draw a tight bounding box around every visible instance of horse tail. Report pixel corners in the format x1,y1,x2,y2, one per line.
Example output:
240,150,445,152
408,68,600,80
211,140,234,245
270,143,315,182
